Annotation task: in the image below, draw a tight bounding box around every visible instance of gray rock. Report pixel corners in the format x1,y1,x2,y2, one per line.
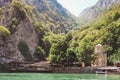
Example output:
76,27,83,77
79,0,120,24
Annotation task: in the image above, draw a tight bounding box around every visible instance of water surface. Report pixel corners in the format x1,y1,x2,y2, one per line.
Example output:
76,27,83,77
0,73,120,80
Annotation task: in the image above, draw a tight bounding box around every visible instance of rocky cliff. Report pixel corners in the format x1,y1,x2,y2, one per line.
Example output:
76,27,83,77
23,0,77,33
79,0,120,24
0,0,39,62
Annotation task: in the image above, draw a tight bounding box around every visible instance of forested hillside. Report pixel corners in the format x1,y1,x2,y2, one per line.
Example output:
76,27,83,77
47,4,120,66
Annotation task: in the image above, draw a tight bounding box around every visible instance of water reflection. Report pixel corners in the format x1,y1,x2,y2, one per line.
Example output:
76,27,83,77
96,74,120,80
0,73,119,80
0,73,29,77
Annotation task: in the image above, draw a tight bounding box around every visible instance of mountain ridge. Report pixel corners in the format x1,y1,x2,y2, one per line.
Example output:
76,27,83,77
23,0,77,33
79,0,120,24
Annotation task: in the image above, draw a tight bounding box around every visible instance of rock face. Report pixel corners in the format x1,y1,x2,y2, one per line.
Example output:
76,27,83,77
1,27,38,61
23,0,77,33
25,0,69,18
6,20,38,61
79,0,120,24
0,0,12,7
0,1,39,61
96,0,120,9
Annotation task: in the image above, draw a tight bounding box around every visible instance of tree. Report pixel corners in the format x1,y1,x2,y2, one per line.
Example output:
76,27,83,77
109,49,120,65
34,46,45,61
76,35,94,66
67,47,77,66
43,32,65,56
48,39,68,66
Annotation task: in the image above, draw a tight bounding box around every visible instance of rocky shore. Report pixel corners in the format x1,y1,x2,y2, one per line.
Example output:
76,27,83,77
52,67,96,73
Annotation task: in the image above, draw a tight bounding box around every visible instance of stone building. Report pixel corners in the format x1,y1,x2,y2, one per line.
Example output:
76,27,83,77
94,44,107,67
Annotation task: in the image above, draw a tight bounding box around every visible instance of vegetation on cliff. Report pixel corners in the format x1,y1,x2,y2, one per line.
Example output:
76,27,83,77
0,26,10,38
47,4,120,66
0,0,120,67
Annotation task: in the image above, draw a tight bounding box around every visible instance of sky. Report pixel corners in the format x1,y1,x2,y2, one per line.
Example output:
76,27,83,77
57,0,98,17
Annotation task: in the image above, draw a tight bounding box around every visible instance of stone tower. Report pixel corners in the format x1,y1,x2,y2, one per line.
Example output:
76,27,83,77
95,44,107,67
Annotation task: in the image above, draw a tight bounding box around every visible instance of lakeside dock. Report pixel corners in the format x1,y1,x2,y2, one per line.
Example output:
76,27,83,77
95,66,120,74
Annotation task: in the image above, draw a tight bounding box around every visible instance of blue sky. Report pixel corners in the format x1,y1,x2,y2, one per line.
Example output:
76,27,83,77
57,0,98,17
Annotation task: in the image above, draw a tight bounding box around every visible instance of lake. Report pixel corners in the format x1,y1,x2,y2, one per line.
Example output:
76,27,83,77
0,73,120,80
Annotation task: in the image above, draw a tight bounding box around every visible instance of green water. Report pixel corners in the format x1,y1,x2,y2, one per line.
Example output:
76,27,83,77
0,73,120,80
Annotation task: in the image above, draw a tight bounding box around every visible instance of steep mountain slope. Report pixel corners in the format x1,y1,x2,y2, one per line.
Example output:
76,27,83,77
0,0,40,61
79,0,120,25
23,0,77,33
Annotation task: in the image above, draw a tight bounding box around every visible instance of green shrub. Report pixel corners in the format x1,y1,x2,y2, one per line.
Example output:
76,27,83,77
12,17,18,25
10,17,18,32
0,26,10,37
25,5,33,12
34,46,45,61
12,0,23,9
112,12,120,20
0,7,4,15
12,0,26,20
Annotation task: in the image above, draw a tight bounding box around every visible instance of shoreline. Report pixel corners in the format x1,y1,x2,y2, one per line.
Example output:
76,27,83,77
0,66,120,74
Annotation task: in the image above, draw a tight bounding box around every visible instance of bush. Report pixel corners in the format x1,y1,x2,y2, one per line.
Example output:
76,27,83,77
112,12,120,21
12,0,23,9
12,17,18,25
9,17,18,33
12,0,26,20
25,5,33,12
0,26,10,37
34,46,45,61
109,49,120,63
